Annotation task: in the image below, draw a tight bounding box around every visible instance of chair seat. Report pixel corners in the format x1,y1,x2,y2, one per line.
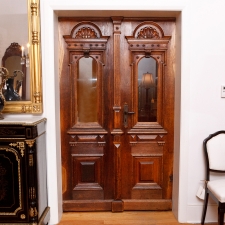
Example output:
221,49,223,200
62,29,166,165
208,179,225,202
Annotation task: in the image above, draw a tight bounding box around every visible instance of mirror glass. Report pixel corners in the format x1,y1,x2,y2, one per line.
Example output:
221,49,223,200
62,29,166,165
0,0,29,101
138,57,157,122
77,57,97,123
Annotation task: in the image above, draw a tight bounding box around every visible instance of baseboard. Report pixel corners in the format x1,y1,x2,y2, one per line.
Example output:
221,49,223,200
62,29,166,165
186,204,217,223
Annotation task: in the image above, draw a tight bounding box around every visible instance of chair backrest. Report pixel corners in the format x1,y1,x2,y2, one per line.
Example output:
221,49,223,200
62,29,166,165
204,131,225,173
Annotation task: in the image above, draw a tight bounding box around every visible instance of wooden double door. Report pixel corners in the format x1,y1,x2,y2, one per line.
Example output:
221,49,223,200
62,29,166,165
59,17,175,212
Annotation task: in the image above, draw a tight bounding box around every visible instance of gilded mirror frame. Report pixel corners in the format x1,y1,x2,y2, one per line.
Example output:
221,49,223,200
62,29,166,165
3,0,42,114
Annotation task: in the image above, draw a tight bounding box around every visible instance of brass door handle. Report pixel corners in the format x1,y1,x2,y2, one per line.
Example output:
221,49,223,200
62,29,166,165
124,103,135,128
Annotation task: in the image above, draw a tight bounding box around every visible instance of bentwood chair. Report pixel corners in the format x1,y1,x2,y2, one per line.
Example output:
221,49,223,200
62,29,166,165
201,130,225,225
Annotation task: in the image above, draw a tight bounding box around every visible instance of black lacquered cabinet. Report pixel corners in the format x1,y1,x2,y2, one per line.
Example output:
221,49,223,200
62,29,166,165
0,118,49,225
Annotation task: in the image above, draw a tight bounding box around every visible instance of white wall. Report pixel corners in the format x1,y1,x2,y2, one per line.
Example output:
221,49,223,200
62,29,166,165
0,0,28,60
2,0,225,224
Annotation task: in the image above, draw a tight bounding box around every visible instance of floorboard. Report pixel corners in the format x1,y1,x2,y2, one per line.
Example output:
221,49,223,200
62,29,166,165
57,211,219,225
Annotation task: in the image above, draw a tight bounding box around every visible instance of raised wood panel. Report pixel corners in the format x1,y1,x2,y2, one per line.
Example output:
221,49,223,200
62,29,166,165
80,162,95,182
137,135,158,140
131,142,164,155
72,156,104,200
70,144,104,155
77,135,98,142
132,187,162,199
72,156,103,187
132,156,163,199
140,161,155,181
73,190,104,200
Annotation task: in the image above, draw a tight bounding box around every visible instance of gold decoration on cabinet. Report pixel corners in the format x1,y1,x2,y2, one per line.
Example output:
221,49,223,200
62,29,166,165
20,214,26,219
0,148,22,215
29,206,38,217
9,142,25,157
25,139,35,148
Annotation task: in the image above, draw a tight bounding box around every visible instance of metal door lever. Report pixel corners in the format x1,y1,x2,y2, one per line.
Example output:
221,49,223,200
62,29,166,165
124,103,135,128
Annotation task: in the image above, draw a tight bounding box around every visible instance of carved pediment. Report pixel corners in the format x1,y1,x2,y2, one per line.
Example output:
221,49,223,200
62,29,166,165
63,22,109,52
125,21,171,51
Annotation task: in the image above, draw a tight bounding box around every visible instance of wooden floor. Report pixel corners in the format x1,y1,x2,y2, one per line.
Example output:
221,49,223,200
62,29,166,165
57,211,218,225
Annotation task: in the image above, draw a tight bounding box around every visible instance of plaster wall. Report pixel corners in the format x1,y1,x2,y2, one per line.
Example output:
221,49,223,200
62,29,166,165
0,0,28,60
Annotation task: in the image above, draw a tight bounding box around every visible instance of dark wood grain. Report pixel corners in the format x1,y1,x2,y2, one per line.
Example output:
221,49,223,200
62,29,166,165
59,17,175,211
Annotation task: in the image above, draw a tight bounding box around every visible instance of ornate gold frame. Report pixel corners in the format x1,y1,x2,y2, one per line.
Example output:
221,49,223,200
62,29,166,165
3,0,42,114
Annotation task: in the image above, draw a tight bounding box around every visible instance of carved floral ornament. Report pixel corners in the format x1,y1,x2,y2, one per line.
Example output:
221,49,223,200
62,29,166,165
63,22,109,52
75,27,98,39
137,26,160,39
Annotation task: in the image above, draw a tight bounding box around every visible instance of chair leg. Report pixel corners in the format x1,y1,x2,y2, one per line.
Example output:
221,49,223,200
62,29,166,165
218,207,224,225
201,192,209,225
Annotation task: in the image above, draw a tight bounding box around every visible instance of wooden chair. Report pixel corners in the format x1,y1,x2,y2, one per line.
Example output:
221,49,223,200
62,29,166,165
201,130,225,225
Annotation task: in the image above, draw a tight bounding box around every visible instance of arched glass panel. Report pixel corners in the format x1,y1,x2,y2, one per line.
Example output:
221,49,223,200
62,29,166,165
138,57,157,122
77,57,97,123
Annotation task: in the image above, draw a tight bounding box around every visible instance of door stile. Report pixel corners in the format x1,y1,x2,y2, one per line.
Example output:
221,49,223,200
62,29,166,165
111,17,124,212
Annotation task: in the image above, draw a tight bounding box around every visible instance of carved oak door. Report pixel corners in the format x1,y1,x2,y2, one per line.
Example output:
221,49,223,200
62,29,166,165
60,17,175,212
